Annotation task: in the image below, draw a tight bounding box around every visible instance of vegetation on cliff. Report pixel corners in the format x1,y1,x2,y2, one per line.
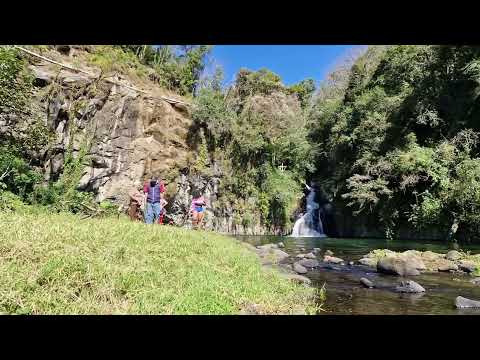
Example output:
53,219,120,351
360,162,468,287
308,45,480,241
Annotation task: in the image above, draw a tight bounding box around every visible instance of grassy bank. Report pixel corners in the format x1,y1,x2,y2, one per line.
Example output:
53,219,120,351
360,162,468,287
0,213,318,314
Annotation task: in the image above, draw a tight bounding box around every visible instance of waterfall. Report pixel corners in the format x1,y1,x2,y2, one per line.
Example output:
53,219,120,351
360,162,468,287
291,184,326,237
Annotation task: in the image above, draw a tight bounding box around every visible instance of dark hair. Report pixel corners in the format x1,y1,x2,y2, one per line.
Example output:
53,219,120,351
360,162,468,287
150,178,158,187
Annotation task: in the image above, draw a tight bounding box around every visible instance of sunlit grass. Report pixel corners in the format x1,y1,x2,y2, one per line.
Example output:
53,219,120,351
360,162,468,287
0,213,317,314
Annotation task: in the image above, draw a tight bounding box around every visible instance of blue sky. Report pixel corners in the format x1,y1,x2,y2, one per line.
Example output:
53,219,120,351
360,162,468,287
209,45,360,86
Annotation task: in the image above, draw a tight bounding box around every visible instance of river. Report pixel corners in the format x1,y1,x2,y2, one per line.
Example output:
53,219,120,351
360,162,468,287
234,235,480,315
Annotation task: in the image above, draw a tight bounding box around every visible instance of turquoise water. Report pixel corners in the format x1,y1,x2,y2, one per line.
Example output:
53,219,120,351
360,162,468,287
234,235,480,315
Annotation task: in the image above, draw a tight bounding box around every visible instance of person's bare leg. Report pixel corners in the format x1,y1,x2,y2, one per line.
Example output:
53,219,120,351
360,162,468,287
198,212,205,230
192,211,198,229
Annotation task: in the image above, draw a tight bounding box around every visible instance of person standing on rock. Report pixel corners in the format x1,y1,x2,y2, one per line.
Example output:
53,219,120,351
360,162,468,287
143,177,165,224
190,191,207,230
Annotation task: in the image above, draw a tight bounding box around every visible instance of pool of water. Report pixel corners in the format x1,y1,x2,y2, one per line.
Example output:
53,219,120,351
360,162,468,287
233,235,480,315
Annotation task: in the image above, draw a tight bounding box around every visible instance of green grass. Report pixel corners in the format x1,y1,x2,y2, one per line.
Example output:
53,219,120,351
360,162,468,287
0,212,317,314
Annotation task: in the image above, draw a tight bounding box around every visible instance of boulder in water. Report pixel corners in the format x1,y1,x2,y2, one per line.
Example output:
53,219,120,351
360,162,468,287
395,280,425,293
325,250,334,256
277,242,285,248
293,262,308,274
455,296,480,309
437,260,459,272
358,258,377,267
348,261,354,266
446,250,463,261
313,248,321,254
458,260,477,273
324,255,344,264
470,278,480,285
296,253,306,258
360,278,374,288
377,256,420,276
298,259,320,268
305,252,316,259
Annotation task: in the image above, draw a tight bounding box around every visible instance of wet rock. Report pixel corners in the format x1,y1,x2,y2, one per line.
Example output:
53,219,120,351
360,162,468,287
280,273,311,285
325,250,334,256
358,257,377,267
324,255,344,264
349,261,354,266
458,260,477,273
296,254,306,259
455,296,480,309
305,252,317,259
395,280,425,293
446,250,463,261
437,260,459,272
377,256,420,276
470,278,480,285
277,242,285,248
360,278,374,288
300,247,306,252
293,262,308,274
298,259,320,268
313,248,321,254
323,264,341,271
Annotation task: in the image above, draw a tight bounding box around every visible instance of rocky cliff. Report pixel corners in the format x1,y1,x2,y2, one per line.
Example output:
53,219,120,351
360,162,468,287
0,46,277,234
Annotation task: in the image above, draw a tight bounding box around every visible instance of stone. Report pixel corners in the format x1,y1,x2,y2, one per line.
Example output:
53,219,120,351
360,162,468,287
458,260,477,273
304,252,316,259
271,249,289,262
395,280,425,293
349,261,354,266
293,262,308,274
360,278,374,288
446,250,463,261
277,242,285,248
296,253,306,258
279,273,311,285
455,296,480,309
300,247,306,252
437,260,459,272
298,259,320,268
470,277,480,285
422,251,444,261
377,256,420,276
399,253,426,271
313,248,321,254
358,257,377,267
325,250,334,256
324,255,344,264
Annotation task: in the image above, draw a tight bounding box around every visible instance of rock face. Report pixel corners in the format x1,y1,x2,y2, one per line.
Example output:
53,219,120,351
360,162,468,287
395,280,425,293
2,50,284,235
377,257,420,276
455,296,480,309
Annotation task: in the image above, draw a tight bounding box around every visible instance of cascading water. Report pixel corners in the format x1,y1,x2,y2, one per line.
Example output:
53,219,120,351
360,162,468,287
291,184,326,237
